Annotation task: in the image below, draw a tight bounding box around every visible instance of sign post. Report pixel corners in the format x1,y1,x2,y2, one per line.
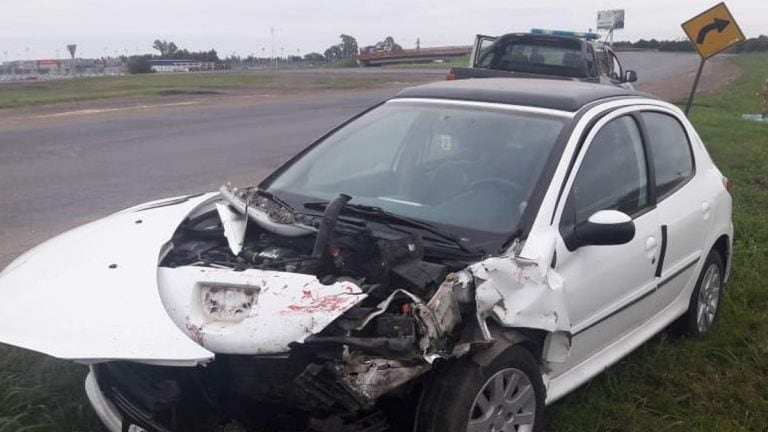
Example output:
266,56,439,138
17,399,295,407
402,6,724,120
681,2,745,115
597,9,625,46
66,44,78,75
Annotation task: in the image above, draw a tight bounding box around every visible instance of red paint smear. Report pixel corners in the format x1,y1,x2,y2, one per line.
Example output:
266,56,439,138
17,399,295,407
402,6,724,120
185,322,205,345
282,294,356,315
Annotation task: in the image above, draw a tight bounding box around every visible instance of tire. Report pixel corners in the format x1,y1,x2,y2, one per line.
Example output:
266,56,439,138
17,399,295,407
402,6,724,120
415,345,545,432
679,249,725,337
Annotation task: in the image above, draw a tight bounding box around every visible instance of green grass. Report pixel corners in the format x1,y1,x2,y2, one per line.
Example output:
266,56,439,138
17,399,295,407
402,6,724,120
0,72,411,109
0,348,100,431
1,54,767,431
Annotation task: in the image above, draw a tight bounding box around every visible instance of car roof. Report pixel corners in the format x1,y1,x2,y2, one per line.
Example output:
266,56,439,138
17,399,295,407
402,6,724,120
394,78,653,113
497,32,610,49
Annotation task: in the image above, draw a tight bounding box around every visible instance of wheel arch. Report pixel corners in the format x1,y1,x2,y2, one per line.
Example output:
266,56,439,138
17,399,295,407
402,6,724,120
711,233,731,281
472,320,548,367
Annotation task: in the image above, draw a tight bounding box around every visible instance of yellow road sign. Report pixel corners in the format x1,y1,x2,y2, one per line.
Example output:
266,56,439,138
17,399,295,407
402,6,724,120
682,2,745,59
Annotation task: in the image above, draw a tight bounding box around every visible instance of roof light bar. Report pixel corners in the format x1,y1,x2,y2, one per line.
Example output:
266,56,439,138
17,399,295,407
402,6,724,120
531,28,601,40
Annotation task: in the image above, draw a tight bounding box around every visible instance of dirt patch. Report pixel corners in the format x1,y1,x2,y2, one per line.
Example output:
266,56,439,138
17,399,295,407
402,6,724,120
635,55,743,102
751,178,768,190
157,89,222,96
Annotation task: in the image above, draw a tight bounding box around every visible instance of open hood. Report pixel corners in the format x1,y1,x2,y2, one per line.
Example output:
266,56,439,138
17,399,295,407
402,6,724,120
0,194,219,365
0,193,366,366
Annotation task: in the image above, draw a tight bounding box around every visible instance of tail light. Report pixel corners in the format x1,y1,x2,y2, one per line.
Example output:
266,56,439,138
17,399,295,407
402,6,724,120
446,72,456,80
723,176,733,194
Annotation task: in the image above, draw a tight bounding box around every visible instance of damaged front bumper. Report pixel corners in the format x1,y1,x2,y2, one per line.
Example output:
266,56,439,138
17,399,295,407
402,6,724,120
85,370,123,432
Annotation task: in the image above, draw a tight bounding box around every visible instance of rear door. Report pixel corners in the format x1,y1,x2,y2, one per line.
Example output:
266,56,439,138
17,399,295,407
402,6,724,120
471,34,497,67
637,110,707,304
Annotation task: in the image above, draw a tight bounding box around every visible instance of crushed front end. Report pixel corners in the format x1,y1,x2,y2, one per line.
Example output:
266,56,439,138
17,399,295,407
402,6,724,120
86,185,484,431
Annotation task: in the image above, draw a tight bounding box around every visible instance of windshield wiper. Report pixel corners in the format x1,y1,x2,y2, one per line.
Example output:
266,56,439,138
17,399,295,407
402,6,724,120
304,200,479,255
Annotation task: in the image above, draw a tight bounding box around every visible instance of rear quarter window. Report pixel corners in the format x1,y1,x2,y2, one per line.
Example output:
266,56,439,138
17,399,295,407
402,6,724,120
641,112,695,199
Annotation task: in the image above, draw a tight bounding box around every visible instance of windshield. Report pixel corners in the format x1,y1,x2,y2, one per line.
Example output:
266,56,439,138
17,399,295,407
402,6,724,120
478,36,588,78
264,100,566,243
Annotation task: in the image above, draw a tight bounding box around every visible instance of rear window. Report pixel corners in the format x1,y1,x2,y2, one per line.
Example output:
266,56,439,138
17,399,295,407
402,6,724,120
478,36,587,78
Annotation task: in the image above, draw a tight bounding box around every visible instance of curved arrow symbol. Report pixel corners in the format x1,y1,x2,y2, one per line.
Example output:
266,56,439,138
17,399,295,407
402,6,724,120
696,18,730,44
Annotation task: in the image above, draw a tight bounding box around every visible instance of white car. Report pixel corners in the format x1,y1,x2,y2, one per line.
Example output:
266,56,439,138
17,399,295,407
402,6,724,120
0,78,732,432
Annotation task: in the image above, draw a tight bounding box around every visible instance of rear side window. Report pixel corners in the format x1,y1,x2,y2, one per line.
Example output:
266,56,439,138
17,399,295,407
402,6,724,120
570,116,649,224
642,112,694,199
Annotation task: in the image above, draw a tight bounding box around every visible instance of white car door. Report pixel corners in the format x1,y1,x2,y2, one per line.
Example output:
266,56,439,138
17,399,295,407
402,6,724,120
470,34,497,67
548,112,661,378
637,110,709,307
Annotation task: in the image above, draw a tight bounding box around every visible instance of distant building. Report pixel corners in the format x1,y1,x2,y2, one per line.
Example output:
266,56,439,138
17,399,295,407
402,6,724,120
36,59,61,73
0,57,124,80
149,59,216,73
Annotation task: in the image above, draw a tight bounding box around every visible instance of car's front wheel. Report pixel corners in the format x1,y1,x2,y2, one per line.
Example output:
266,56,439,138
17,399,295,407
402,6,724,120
679,249,725,336
415,345,545,432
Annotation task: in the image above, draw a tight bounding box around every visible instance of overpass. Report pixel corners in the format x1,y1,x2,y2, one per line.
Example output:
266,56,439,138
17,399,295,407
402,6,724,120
357,46,471,66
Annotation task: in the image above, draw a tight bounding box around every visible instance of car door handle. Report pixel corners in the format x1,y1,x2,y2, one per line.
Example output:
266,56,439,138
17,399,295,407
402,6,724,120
645,237,658,261
655,226,668,277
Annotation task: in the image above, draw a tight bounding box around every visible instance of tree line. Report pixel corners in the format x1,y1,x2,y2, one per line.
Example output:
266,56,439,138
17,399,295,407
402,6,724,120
726,35,768,53
613,39,695,52
126,40,221,73
151,40,220,62
612,35,768,53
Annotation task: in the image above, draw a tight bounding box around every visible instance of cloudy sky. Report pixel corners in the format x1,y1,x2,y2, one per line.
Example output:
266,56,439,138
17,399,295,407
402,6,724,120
1,0,765,60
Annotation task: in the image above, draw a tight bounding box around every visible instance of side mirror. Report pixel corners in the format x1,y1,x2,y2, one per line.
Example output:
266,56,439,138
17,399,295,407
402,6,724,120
623,70,638,83
567,210,636,250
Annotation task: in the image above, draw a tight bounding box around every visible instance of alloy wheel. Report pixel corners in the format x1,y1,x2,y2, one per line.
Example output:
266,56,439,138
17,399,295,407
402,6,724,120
467,368,536,432
696,263,722,333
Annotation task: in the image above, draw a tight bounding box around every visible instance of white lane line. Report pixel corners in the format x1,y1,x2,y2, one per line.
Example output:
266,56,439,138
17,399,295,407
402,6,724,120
34,101,202,119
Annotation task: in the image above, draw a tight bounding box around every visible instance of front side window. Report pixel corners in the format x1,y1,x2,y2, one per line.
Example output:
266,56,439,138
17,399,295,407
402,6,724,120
569,116,649,224
642,112,694,198
475,37,496,67
610,53,623,81
596,47,613,77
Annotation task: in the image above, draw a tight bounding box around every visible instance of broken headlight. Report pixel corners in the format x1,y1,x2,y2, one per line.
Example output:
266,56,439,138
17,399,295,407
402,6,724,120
201,285,259,322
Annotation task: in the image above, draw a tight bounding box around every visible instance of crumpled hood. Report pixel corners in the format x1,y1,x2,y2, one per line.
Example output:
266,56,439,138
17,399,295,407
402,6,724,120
0,193,365,365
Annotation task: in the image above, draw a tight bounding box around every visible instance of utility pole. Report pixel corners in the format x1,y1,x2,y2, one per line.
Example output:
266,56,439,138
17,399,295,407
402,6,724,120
271,27,276,70
270,27,283,69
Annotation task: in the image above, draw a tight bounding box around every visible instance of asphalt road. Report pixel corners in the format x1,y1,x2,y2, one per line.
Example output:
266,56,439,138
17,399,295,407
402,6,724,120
0,89,403,266
0,52,727,268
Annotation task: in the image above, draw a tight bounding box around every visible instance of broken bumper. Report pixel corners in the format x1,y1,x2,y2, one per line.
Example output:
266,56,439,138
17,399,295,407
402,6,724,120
86,364,177,432
84,370,123,432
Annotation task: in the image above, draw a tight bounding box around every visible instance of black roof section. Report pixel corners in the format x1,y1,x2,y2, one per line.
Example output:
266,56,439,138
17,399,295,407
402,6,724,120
394,78,653,112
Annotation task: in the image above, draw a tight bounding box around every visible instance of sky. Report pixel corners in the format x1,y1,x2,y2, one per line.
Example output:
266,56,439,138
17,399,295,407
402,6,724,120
1,0,766,61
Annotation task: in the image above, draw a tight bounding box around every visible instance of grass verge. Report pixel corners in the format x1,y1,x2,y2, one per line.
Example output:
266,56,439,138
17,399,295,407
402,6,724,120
0,54,767,431
0,72,414,109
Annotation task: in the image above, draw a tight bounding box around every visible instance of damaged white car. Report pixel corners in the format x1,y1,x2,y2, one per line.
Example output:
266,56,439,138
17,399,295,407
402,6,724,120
0,78,733,432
